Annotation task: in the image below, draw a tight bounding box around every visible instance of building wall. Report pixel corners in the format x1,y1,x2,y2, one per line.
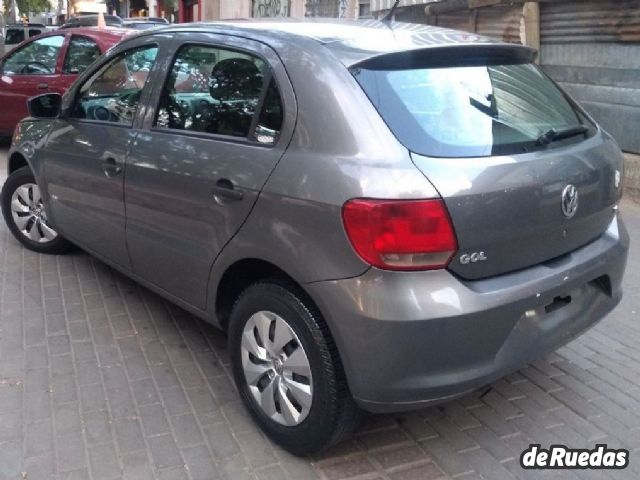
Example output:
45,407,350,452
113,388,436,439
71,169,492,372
539,0,640,154
202,0,308,19
196,0,354,20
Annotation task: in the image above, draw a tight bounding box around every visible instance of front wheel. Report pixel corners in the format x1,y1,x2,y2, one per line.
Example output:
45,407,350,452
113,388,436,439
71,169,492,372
228,280,361,455
1,166,73,254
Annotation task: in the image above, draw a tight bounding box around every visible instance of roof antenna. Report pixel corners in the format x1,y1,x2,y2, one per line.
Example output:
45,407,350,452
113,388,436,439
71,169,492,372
381,0,400,24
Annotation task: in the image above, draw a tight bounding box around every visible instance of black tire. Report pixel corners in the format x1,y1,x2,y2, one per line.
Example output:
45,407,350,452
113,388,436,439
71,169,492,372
228,279,362,455
1,166,73,254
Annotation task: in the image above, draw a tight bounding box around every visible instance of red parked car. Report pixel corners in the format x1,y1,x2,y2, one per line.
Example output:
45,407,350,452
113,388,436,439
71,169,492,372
0,28,130,137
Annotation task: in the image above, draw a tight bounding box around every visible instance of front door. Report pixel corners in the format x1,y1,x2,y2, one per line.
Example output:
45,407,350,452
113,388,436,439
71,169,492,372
43,43,160,268
0,34,67,136
125,34,295,308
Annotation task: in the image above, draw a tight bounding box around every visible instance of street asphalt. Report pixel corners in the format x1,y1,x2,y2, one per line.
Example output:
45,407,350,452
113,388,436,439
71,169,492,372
1,144,639,480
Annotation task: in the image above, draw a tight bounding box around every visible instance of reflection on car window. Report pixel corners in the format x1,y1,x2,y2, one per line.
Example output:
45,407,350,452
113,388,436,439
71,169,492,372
353,63,588,158
64,36,101,74
3,35,65,75
255,79,283,144
156,44,283,142
71,46,158,126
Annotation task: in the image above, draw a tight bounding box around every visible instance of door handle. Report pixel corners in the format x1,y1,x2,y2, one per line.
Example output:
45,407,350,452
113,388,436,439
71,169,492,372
103,157,123,177
212,178,243,201
37,83,49,90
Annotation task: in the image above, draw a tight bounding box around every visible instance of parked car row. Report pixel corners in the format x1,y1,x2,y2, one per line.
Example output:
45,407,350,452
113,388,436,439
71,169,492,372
1,16,168,55
0,27,131,137
0,20,628,455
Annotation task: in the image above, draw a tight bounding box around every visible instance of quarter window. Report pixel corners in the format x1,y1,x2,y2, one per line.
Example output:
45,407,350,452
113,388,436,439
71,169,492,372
156,44,283,143
2,35,65,75
64,36,101,74
71,46,158,126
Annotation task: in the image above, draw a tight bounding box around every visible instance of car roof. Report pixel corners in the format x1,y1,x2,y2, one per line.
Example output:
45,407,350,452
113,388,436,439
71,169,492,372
136,18,534,67
38,26,130,39
0,27,130,60
6,23,47,28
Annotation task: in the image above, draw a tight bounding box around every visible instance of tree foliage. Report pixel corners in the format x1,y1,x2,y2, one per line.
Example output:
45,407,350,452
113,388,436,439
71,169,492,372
16,0,51,15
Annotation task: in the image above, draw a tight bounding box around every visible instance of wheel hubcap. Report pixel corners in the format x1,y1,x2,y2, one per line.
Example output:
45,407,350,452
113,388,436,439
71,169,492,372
10,183,58,244
241,311,313,426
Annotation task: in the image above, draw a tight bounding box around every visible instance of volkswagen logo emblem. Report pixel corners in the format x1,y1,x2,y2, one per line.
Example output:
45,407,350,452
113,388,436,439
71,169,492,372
561,185,579,218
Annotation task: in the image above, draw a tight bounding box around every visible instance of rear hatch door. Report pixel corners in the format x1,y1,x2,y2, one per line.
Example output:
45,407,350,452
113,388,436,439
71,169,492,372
351,46,624,279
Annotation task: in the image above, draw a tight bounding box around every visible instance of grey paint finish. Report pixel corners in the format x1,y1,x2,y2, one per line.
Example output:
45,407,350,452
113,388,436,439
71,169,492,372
309,215,628,410
44,121,135,268
5,20,630,412
412,133,624,279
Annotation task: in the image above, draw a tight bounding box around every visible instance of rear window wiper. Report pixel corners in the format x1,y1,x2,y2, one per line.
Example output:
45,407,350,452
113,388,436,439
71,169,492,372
536,125,588,146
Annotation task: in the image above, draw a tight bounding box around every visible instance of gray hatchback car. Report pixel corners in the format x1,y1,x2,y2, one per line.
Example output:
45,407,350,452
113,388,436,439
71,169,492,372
1,20,629,454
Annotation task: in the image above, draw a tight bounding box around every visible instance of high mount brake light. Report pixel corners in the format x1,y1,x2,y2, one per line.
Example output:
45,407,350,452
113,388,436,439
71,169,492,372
342,198,458,271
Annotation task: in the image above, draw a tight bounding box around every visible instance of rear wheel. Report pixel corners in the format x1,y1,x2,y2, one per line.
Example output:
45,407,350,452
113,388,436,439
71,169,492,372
228,280,361,455
1,167,73,254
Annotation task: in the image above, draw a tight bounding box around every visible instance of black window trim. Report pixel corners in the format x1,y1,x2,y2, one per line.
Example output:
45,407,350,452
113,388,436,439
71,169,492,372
150,40,284,149
68,43,160,128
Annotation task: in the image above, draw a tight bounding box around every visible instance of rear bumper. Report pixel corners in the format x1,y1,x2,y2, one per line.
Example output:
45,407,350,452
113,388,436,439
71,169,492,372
307,214,629,413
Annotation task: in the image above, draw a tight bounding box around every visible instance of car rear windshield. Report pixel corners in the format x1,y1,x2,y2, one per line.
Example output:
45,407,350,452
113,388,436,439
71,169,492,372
352,60,594,158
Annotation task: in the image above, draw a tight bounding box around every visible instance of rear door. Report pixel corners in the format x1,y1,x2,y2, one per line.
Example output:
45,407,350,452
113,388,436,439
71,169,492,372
0,34,67,135
352,49,624,279
125,33,295,308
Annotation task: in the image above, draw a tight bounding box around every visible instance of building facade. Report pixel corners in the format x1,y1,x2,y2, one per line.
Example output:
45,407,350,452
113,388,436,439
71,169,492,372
179,0,356,23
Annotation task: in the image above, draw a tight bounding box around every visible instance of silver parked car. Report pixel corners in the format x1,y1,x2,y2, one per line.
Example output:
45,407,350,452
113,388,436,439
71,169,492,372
1,20,629,454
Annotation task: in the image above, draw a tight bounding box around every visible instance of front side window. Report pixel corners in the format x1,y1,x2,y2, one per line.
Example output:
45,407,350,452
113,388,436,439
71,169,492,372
71,46,158,126
2,35,65,75
156,44,283,142
353,61,593,158
64,36,101,74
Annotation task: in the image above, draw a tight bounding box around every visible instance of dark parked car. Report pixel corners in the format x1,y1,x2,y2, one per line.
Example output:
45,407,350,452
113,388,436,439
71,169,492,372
60,15,124,29
1,20,629,454
0,27,130,137
123,17,170,30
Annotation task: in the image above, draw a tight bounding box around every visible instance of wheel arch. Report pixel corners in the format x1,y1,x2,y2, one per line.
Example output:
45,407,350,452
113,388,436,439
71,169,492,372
8,152,30,176
214,258,309,332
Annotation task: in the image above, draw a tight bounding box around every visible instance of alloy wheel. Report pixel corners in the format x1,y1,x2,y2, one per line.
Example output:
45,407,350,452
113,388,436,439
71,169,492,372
241,310,313,426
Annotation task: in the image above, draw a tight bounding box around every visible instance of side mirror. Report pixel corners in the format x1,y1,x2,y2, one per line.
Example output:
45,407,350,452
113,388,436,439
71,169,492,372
27,93,62,119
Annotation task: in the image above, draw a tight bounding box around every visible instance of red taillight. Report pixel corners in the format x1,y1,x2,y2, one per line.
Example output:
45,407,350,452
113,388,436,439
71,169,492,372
342,199,458,271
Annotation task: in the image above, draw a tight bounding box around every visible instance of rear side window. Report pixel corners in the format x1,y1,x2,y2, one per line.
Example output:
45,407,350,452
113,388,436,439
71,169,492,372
352,62,593,158
155,44,283,143
64,36,101,73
